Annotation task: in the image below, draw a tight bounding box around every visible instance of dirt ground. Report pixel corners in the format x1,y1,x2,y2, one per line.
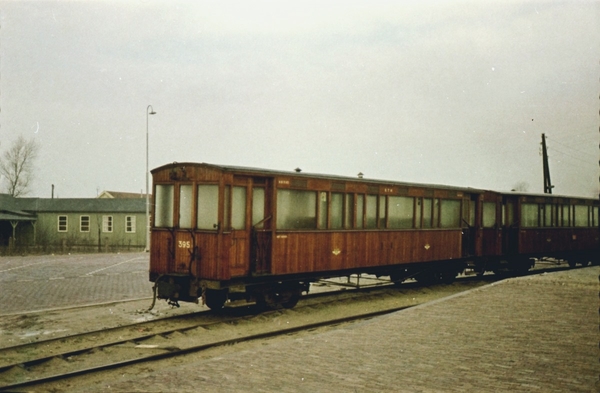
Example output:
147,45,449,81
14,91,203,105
0,263,588,350
2,266,594,393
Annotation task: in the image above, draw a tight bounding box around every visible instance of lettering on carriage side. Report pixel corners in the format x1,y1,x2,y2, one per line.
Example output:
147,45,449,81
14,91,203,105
383,187,394,194
277,235,288,239
278,180,290,186
178,240,191,249
332,248,341,256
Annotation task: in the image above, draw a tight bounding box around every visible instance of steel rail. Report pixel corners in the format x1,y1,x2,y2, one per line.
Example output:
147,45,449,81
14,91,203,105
0,304,414,391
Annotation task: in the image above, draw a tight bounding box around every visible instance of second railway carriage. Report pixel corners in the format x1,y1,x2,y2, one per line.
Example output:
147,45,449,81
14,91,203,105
466,190,599,274
149,162,599,310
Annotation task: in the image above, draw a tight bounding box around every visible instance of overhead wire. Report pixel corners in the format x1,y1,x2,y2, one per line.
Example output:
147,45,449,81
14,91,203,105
546,135,596,159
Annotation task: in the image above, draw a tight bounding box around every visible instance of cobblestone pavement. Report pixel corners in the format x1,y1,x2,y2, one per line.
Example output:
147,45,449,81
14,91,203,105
102,267,598,393
0,253,151,315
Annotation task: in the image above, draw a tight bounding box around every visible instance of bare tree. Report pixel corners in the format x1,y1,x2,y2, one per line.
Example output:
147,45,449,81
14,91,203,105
0,135,40,197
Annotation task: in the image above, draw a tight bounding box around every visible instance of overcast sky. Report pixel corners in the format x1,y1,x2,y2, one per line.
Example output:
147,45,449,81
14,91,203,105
1,1,598,199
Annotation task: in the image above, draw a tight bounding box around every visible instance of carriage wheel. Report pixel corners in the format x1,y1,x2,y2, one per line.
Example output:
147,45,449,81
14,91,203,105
205,289,227,310
257,284,302,310
390,271,408,286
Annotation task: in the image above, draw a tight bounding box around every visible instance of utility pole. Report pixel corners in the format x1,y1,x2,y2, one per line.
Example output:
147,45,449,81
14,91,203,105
541,133,553,194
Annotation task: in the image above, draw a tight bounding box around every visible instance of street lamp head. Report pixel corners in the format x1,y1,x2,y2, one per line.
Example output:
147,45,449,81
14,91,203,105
147,105,156,115
149,110,156,115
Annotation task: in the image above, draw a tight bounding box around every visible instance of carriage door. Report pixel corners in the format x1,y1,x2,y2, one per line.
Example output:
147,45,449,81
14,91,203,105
250,177,272,275
462,195,478,257
227,176,272,277
481,197,502,256
228,178,251,277
502,196,518,256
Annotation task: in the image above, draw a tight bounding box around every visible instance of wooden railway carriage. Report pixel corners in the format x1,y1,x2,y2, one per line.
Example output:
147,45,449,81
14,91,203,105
149,162,599,309
501,192,599,267
470,191,599,273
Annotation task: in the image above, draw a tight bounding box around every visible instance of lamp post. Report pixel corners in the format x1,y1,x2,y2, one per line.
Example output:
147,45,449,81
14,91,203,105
146,105,156,252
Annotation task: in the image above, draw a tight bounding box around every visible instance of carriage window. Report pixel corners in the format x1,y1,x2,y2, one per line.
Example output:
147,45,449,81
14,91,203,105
468,200,475,227
232,186,247,230
252,187,265,228
521,204,538,227
574,205,588,227
415,199,422,228
388,196,414,229
277,190,316,229
544,204,554,227
331,193,343,229
366,195,377,229
433,199,440,227
318,192,328,229
440,200,461,228
593,206,599,227
356,195,364,228
155,184,174,227
505,202,516,226
378,196,387,228
345,194,354,229
482,202,496,228
179,185,193,229
561,205,570,226
197,185,218,230
423,198,433,228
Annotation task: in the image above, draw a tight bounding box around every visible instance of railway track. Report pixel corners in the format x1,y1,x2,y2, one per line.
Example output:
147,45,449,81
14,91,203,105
0,275,497,392
0,262,575,391
0,304,416,392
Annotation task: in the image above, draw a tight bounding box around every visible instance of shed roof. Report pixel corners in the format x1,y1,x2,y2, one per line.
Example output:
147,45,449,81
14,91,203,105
98,190,148,199
0,212,36,221
0,194,146,214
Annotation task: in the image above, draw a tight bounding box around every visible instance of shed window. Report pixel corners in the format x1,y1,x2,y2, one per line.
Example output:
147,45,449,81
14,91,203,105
155,184,174,227
388,196,414,229
80,216,90,232
197,185,219,230
521,204,539,227
58,215,68,232
102,216,113,233
126,216,136,233
277,190,316,229
440,200,461,228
